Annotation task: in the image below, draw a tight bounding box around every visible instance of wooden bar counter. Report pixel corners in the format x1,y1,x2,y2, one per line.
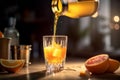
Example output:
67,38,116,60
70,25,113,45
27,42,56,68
0,58,120,80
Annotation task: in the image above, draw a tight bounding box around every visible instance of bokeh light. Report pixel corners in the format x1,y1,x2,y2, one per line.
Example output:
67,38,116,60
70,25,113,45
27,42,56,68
113,16,120,22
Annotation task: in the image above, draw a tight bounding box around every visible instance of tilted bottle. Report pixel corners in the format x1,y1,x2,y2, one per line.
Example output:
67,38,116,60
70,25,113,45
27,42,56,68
4,17,19,46
51,0,99,18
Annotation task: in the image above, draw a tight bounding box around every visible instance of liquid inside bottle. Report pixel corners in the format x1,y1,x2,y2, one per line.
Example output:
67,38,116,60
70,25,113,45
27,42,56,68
52,0,99,18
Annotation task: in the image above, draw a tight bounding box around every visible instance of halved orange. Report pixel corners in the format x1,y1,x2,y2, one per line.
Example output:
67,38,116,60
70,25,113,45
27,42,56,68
106,58,120,73
85,54,109,74
0,59,25,73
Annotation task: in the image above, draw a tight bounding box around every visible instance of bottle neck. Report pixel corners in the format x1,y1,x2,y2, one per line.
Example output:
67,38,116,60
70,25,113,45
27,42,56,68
61,0,68,14
9,17,16,28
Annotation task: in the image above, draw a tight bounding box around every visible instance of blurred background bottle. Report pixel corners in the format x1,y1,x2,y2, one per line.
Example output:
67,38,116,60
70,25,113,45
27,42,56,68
4,17,19,46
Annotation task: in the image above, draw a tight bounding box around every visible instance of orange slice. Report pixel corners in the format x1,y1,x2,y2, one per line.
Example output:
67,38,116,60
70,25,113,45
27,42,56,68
0,59,25,73
79,65,91,77
85,54,109,74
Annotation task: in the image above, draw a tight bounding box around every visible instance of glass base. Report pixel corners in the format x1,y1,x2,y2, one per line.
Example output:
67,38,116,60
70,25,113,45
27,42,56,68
46,62,65,75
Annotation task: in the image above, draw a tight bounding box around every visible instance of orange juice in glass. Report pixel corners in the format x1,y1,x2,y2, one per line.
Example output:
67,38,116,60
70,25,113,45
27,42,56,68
43,35,67,74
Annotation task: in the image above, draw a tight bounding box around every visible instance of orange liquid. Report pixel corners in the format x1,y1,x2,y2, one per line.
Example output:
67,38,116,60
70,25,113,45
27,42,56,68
44,44,66,63
52,0,98,18
63,1,98,18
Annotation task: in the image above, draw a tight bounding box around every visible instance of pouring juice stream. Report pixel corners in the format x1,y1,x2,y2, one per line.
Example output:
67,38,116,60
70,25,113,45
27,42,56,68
52,0,98,44
43,0,99,66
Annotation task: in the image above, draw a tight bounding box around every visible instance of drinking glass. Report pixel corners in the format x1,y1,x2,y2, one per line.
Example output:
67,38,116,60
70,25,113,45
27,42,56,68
43,35,68,74
10,45,32,67
0,38,11,59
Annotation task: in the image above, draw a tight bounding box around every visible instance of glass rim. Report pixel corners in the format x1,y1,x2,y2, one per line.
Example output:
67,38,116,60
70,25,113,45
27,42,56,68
43,35,68,38
11,45,32,47
0,37,11,40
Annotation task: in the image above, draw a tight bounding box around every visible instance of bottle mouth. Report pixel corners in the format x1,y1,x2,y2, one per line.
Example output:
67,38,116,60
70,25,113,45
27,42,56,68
51,0,68,15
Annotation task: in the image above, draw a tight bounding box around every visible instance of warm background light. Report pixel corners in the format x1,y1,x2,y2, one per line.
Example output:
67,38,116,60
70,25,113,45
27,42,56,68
113,16,120,22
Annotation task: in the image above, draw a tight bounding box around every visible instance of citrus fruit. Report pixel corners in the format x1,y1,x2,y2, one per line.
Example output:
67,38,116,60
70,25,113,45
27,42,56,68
0,31,4,38
106,58,120,73
85,54,109,74
0,59,25,73
79,65,91,77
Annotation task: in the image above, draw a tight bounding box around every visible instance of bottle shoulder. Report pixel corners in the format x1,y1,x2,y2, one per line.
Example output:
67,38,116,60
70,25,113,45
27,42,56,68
4,27,19,32
4,27,19,37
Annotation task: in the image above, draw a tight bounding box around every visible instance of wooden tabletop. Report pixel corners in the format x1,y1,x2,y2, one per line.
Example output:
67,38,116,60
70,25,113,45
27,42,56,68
0,59,120,80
